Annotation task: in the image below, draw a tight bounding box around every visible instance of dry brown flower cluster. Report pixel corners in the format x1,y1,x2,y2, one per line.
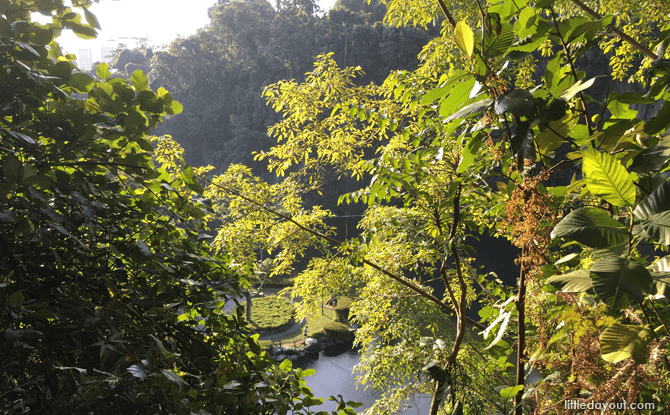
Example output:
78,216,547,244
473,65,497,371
501,169,557,272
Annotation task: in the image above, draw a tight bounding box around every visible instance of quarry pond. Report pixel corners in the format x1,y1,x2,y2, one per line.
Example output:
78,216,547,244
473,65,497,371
300,349,432,414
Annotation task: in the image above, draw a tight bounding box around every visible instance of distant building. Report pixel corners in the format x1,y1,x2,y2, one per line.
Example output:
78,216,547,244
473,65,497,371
77,49,92,70
101,46,115,64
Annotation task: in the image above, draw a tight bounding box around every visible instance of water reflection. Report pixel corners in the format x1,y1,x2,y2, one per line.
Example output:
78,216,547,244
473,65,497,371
300,350,432,414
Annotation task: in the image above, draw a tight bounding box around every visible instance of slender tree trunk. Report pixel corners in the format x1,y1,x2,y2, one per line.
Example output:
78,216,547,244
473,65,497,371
343,23,348,68
244,289,252,322
515,247,527,415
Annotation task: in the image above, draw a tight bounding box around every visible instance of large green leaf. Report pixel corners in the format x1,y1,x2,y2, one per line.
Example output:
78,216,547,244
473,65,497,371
439,78,476,117
547,269,592,292
582,148,636,207
629,138,670,173
420,70,467,105
550,207,628,248
634,180,670,220
444,99,493,123
510,121,535,164
643,100,670,135
457,135,483,173
494,89,534,117
640,211,670,245
483,21,514,58
560,77,596,100
600,323,653,364
590,256,653,309
650,255,670,296
455,21,475,57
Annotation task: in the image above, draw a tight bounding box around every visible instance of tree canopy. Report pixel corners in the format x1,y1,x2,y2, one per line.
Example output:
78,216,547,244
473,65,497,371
0,1,358,414
4,0,670,414
199,0,670,414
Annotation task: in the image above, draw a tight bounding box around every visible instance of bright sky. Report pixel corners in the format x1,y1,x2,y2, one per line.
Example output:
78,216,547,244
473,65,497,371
44,0,337,64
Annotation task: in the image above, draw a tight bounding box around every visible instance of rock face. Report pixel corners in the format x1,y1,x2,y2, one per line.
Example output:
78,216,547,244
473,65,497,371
266,332,356,365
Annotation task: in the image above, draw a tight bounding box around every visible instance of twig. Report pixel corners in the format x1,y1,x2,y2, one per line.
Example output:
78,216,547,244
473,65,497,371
569,0,658,60
206,178,490,332
550,7,593,139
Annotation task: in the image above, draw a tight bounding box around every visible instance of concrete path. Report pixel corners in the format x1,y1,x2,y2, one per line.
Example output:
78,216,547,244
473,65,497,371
258,318,306,341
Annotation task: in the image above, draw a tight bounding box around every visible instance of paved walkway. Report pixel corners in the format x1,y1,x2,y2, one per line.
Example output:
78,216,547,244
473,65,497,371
258,318,306,341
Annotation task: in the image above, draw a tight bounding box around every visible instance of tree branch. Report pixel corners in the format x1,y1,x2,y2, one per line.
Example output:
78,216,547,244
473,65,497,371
207,179,491,333
569,0,658,60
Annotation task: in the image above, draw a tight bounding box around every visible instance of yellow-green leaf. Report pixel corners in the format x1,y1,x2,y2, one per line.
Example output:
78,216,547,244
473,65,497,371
600,323,653,364
582,148,635,207
455,21,475,57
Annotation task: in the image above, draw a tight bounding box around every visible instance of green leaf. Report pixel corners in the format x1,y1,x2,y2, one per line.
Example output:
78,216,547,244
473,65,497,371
510,121,535,163
550,207,628,248
633,181,670,226
455,21,475,57
582,148,636,207
69,73,95,93
643,100,670,135
31,26,54,45
600,323,653,364
629,138,670,173
457,135,483,173
514,7,536,38
420,70,467,105
544,54,565,94
131,70,149,91
9,290,25,306
483,21,514,58
499,385,524,400
2,156,22,184
279,359,293,370
70,23,97,40
590,256,653,309
443,99,492,123
0,16,12,38
82,7,101,30
168,100,183,115
640,211,670,245
547,269,592,292
560,77,596,100
439,78,476,117
536,119,568,154
494,89,534,117
49,60,72,83
96,62,111,80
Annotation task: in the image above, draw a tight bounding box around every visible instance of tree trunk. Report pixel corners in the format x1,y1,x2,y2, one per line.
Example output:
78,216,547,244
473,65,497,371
244,289,252,322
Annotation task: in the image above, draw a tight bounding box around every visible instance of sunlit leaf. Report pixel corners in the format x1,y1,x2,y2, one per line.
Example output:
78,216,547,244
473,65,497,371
455,21,475,57
548,269,592,292
582,148,635,207
600,323,653,364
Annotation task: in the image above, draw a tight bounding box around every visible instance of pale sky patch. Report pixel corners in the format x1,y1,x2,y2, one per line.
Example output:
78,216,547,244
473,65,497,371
35,0,337,65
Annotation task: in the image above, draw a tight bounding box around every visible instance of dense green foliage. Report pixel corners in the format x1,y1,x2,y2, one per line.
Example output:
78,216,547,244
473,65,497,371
0,1,359,414
194,0,670,414
5,0,670,414
147,0,434,183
